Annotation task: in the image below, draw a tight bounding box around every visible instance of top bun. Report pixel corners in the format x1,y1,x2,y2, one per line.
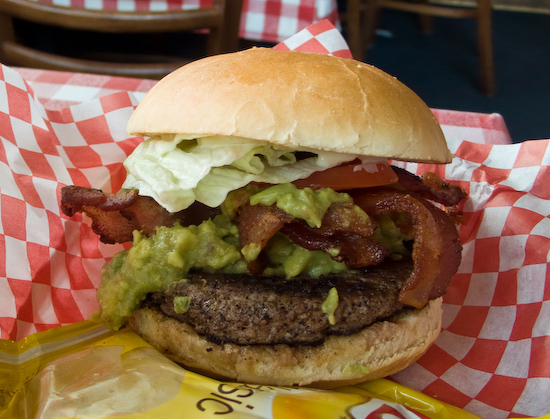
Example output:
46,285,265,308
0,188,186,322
127,48,453,163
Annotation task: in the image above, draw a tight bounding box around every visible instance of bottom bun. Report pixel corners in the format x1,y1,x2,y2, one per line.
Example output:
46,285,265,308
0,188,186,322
129,297,442,389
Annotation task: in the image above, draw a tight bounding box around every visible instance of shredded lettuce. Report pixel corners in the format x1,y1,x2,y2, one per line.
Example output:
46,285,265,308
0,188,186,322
122,134,358,212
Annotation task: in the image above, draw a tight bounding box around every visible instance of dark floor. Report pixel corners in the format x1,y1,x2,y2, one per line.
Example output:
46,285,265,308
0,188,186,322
358,9,550,143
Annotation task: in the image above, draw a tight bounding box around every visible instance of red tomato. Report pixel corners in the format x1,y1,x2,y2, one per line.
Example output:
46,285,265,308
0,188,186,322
292,159,398,190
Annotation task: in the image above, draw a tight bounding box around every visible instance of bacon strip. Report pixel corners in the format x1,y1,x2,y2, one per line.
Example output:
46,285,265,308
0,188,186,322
60,186,217,244
349,189,462,308
236,202,389,272
236,204,294,251
280,203,389,269
235,204,294,274
391,166,467,207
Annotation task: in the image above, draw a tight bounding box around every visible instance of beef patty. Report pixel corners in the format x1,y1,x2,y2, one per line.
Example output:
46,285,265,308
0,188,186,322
142,259,412,346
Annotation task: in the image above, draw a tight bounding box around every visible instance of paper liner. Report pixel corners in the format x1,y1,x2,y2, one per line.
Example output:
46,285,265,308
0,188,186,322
1,21,548,418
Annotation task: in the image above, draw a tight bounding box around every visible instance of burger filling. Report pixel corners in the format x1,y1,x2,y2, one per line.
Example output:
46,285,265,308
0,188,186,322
60,135,466,346
95,182,414,332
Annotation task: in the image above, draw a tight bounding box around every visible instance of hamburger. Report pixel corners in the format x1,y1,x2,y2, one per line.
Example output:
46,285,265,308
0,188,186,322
60,47,467,389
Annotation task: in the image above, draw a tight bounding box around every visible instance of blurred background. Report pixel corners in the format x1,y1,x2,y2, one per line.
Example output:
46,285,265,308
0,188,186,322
2,0,549,143
351,8,549,143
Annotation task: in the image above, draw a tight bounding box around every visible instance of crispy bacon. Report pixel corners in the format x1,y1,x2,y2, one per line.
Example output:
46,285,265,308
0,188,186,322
281,203,389,269
235,204,294,274
236,204,294,252
235,202,390,273
390,166,467,207
349,189,462,308
60,186,217,244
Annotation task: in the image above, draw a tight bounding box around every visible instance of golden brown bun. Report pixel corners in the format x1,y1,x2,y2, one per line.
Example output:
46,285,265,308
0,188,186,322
127,48,452,164
129,297,442,389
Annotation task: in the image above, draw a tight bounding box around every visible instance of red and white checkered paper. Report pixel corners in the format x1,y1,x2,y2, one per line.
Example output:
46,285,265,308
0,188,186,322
1,21,549,419
13,67,157,110
30,0,339,44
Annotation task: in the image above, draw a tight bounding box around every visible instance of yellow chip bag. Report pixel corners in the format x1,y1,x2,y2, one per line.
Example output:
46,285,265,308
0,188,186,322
1,321,480,419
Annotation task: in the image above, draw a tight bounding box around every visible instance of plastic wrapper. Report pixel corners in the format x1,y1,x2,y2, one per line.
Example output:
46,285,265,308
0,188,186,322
1,20,549,419
1,321,477,418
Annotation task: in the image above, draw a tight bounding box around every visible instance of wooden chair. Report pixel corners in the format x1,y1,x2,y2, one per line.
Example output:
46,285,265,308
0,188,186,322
345,0,495,95
0,0,242,79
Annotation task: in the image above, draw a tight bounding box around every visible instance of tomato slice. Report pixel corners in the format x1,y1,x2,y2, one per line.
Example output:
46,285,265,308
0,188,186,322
292,159,398,190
